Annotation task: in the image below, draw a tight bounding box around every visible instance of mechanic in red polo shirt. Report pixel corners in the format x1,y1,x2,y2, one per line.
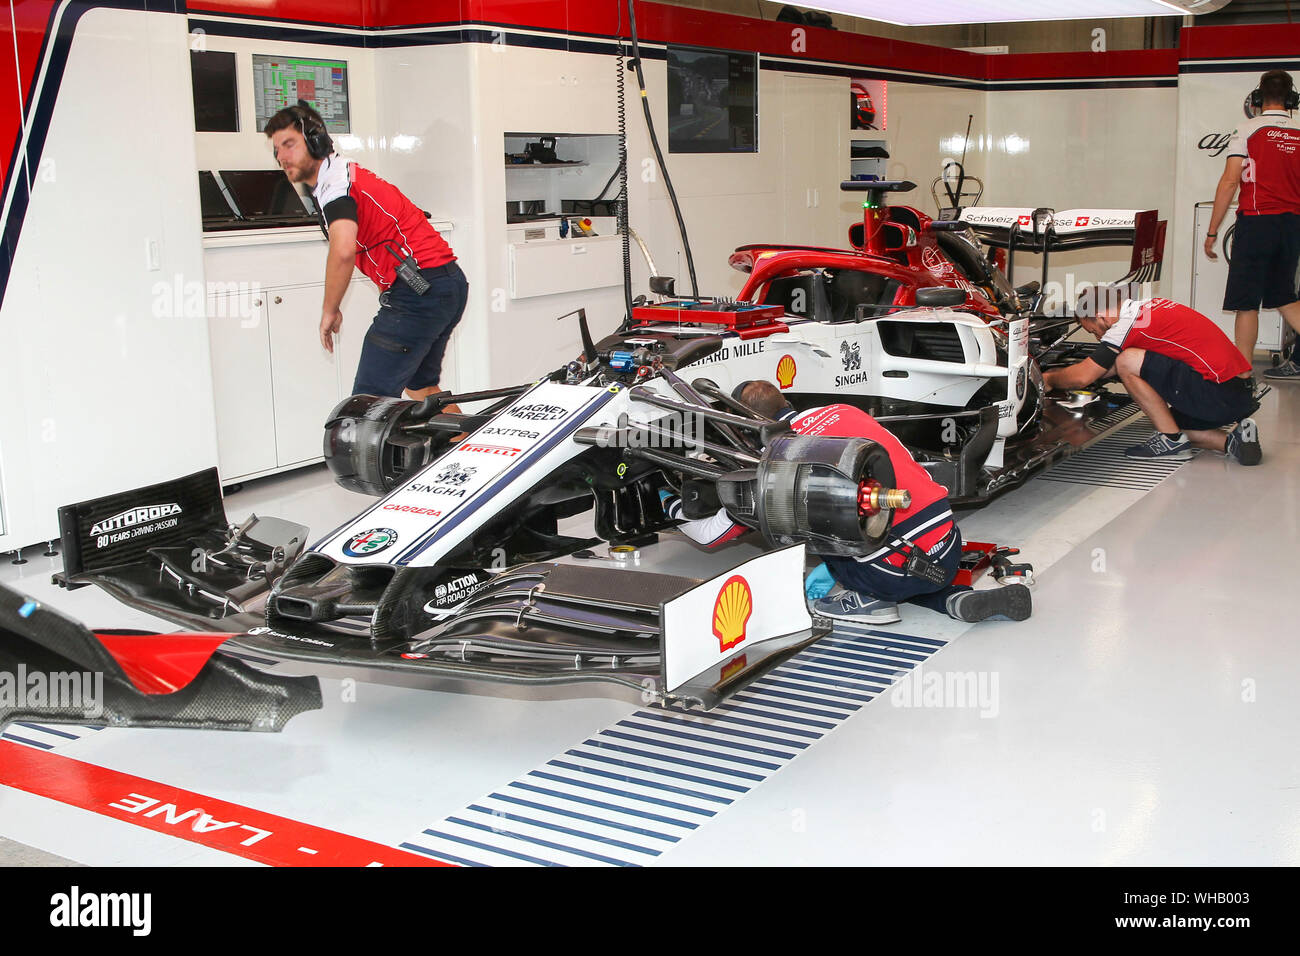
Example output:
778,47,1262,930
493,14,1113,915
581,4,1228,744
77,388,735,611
265,103,467,400
661,381,1032,627
1043,288,1261,463
1203,69,1300,378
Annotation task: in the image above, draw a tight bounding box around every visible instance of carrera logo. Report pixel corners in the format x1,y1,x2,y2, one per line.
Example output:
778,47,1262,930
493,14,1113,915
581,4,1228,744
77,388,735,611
382,503,442,516
343,528,398,557
90,503,182,536
712,575,753,652
508,403,567,422
776,354,797,389
1075,216,1090,227
460,443,522,457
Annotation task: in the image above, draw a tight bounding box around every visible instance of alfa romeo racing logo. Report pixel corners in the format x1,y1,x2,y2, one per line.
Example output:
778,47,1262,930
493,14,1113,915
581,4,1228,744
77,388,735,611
344,528,398,557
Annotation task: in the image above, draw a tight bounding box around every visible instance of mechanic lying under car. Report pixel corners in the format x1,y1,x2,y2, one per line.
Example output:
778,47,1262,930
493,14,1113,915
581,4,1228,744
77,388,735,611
661,380,1033,627
1042,287,1262,464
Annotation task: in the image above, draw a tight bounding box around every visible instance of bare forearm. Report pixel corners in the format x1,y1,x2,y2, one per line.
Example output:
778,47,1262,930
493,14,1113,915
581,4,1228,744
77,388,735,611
1208,179,1239,235
323,252,355,312
1044,363,1098,390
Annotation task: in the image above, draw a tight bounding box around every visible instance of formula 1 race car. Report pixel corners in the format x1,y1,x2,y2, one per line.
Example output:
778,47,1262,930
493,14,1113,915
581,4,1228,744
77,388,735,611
45,178,1162,713
55,336,930,709
54,275,1124,713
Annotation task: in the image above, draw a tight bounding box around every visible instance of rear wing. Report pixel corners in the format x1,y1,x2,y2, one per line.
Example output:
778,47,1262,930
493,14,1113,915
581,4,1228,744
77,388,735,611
954,207,1166,285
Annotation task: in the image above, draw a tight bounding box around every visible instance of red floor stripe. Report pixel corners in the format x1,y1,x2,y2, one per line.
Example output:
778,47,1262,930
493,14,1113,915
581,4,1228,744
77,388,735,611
0,740,449,867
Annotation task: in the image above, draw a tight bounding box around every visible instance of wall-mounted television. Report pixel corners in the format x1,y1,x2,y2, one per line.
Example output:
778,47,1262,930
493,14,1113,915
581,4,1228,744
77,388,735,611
191,50,239,133
667,46,757,154
252,54,350,133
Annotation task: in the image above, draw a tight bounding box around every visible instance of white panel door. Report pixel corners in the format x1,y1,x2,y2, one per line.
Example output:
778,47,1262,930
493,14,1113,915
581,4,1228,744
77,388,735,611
782,74,819,246
267,285,339,467
1191,203,1289,354
783,74,847,249
206,291,276,480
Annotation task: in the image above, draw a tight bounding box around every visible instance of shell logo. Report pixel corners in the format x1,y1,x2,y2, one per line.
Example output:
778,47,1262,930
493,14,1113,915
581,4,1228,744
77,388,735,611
712,575,753,652
775,354,797,389
720,654,748,682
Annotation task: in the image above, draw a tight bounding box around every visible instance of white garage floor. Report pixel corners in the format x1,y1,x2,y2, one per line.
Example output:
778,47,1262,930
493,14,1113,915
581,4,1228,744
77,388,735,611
1,375,1297,867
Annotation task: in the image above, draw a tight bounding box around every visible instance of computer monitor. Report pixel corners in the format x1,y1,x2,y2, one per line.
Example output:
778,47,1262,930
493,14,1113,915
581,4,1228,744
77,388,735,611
199,171,236,218
219,170,316,223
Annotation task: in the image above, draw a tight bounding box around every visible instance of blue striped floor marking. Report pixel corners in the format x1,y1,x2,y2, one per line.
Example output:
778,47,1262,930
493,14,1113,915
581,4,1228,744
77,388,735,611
399,625,949,867
0,723,86,751
1037,421,1198,491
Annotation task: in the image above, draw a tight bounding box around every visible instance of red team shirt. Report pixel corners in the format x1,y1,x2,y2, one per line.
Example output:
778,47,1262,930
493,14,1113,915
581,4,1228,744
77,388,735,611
672,403,955,565
791,404,954,568
311,155,455,290
1091,297,1251,383
1227,110,1300,215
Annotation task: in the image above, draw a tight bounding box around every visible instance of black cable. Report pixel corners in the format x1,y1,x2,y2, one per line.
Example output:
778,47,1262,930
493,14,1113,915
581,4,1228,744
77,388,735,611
626,0,699,296
616,39,634,325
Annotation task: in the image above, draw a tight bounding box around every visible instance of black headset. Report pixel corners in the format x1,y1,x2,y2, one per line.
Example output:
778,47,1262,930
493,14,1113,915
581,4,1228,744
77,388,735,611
291,99,334,159
1249,73,1300,111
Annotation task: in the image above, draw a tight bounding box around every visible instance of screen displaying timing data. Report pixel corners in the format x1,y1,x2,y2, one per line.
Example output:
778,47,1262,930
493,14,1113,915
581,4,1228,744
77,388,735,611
252,55,350,133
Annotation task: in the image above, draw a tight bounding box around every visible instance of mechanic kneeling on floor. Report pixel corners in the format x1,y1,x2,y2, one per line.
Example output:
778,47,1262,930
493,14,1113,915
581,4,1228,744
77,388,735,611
1042,286,1262,464
661,380,1032,627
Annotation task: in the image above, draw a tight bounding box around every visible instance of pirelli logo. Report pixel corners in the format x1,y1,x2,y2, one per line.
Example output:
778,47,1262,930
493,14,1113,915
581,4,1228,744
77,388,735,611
459,443,522,457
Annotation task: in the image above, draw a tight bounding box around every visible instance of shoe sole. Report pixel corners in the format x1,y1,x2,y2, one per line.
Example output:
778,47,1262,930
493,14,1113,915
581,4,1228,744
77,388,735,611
1124,450,1193,461
814,606,901,625
1233,441,1263,465
1230,420,1263,465
952,585,1032,623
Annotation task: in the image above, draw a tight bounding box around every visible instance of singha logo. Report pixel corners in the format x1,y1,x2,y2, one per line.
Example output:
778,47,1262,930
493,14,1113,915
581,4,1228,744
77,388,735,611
840,340,862,371
433,463,478,486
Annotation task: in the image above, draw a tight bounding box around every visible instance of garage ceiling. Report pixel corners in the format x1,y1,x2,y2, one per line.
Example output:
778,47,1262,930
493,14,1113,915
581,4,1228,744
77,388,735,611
797,1,1220,26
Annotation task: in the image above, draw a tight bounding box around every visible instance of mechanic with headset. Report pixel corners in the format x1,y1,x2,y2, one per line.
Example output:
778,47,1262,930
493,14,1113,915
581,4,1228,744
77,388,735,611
264,102,467,401
1203,69,1300,380
660,380,1032,626
1042,286,1261,463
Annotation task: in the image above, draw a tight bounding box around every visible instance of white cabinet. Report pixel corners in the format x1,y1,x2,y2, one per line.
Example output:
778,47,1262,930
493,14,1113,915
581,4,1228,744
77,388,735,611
266,285,342,467
207,276,381,483
508,234,624,299
207,289,277,479
782,74,847,249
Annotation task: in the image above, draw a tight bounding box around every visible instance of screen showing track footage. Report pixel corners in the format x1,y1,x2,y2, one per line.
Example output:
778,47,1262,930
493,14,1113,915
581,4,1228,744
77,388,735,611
252,55,350,133
667,46,757,154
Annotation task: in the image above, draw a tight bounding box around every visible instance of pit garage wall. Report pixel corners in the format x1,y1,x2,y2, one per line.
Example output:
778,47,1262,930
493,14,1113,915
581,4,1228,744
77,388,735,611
0,5,217,551
981,49,1180,303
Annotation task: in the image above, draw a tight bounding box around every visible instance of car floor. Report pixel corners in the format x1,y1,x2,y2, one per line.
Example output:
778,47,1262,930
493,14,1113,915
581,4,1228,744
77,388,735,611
1,374,1296,866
